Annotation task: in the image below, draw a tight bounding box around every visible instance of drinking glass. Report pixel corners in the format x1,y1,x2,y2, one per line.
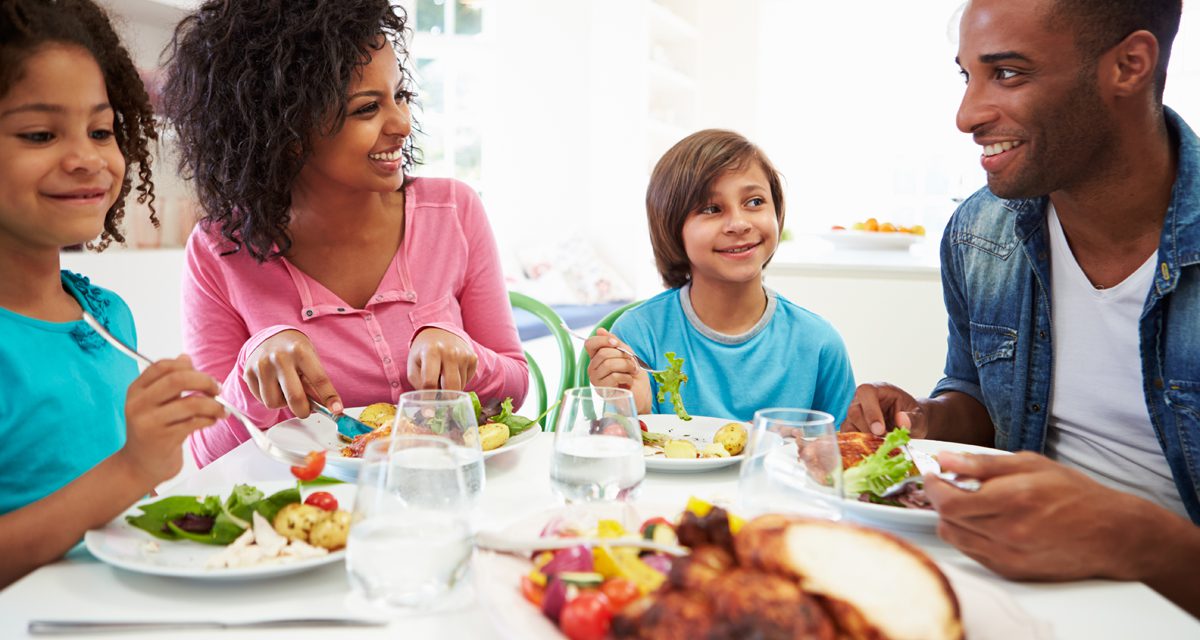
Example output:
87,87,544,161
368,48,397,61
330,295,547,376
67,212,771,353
737,408,843,520
549,387,645,503
394,390,485,511
346,436,474,612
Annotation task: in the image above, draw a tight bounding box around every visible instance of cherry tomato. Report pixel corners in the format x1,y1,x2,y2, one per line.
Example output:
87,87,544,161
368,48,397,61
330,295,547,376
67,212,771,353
520,575,545,607
638,420,648,432
599,578,640,612
290,450,326,481
303,491,338,511
559,591,612,640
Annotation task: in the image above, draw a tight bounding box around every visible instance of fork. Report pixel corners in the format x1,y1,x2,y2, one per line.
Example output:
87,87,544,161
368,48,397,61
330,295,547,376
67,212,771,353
879,444,982,497
80,311,311,469
560,323,666,374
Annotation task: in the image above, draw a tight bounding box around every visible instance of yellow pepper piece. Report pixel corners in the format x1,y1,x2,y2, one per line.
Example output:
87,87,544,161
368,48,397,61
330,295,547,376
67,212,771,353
527,568,547,588
686,496,744,534
592,545,666,594
596,519,626,538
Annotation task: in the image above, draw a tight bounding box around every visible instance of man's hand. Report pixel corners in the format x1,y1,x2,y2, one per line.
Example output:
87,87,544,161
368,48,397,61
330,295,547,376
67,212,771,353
408,328,477,390
840,382,926,437
929,451,1147,582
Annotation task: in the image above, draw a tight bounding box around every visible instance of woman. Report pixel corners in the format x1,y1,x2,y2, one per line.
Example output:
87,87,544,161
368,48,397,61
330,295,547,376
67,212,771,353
162,0,527,466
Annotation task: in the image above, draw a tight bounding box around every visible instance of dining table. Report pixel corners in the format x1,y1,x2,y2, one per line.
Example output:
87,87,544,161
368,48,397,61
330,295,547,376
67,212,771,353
1,430,1197,639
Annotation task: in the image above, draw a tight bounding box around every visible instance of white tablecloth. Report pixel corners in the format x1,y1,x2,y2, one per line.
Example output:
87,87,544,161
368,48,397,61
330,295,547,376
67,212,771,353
1,432,1196,639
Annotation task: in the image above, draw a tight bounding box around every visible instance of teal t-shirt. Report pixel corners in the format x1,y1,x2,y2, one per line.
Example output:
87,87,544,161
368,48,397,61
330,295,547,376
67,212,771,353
0,271,137,515
612,285,855,424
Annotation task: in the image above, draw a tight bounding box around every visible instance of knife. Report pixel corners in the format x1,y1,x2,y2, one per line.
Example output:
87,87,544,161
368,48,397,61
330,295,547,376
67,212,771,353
28,618,387,635
309,399,376,438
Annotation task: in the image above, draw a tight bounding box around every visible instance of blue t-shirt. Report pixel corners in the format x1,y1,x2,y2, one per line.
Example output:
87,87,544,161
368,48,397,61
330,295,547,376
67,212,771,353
0,271,137,515
612,285,855,424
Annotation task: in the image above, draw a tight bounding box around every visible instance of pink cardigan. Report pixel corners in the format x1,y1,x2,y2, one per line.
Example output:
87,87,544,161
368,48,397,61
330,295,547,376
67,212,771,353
183,177,528,466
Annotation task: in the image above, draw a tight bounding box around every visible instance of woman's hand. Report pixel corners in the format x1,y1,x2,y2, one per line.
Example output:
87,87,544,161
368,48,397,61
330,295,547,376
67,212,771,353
118,355,226,485
584,328,651,413
409,327,478,390
243,330,341,418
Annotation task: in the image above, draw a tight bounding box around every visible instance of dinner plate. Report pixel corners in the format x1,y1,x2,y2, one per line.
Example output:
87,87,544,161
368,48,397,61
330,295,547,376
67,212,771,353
768,438,1010,532
84,481,353,580
819,229,924,250
474,502,1051,640
640,414,769,473
265,406,542,474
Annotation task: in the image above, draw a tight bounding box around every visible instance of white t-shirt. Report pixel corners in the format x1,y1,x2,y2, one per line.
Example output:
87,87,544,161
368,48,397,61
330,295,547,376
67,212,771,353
1044,206,1188,518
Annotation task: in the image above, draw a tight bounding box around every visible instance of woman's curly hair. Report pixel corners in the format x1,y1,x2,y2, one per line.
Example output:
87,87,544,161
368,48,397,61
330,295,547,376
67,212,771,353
162,0,417,262
0,0,157,251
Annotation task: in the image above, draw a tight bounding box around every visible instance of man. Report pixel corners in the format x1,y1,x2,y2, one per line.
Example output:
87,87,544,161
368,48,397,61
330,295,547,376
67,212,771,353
843,0,1200,616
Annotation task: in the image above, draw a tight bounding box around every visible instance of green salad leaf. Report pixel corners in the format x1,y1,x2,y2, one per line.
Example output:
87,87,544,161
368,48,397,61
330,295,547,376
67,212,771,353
652,352,691,421
125,484,302,546
490,397,537,437
842,428,916,497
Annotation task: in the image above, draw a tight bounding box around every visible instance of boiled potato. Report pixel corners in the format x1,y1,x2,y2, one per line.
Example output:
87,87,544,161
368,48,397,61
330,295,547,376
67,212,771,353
308,510,351,550
664,439,698,459
358,402,397,429
700,442,731,458
272,503,325,542
479,422,510,451
714,422,748,456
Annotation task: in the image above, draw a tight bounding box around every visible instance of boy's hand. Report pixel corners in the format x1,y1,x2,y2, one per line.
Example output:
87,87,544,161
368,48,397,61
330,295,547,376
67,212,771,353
585,328,651,412
120,355,225,485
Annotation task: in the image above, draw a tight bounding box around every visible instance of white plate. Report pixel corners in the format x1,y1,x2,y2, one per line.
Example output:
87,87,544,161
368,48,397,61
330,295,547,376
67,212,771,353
640,414,763,473
819,229,924,250
265,406,542,474
84,481,353,580
474,502,1050,640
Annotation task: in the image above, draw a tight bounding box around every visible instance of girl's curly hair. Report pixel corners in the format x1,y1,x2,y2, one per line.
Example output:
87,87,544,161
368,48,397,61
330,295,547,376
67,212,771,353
0,0,157,251
162,0,417,262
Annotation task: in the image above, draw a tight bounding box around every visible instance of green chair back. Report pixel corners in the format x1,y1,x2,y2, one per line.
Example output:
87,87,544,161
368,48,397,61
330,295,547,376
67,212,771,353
509,292,575,430
573,300,643,388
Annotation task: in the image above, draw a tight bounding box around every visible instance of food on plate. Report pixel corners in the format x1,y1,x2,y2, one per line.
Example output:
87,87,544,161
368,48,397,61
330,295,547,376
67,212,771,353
712,422,747,455
612,507,962,640
833,218,926,235
651,352,691,421
732,516,962,640
641,421,750,460
357,402,398,428
303,490,338,511
205,511,328,569
125,483,350,553
801,428,930,509
663,439,698,459
339,393,539,457
479,421,510,451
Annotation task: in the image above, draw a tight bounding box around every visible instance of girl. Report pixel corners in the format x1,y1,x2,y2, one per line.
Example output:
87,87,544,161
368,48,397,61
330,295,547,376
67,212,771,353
162,1,528,466
0,0,224,586
586,130,855,423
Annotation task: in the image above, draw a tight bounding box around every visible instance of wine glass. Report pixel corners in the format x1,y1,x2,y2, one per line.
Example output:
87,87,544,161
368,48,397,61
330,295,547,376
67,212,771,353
737,408,843,520
549,387,645,504
394,390,485,512
346,436,474,613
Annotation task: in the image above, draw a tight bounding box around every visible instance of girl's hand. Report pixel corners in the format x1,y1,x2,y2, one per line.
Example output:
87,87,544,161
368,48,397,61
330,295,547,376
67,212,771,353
119,355,226,485
409,328,478,390
584,328,651,412
244,330,341,418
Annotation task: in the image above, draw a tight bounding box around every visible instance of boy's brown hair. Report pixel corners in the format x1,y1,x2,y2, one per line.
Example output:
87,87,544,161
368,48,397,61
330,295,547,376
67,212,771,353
646,129,786,289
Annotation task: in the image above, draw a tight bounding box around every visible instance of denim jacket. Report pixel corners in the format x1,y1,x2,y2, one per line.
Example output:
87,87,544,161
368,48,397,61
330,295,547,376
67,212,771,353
931,107,1200,523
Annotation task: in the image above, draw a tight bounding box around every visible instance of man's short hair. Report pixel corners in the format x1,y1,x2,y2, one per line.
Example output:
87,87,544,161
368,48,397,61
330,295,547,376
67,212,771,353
1047,0,1183,102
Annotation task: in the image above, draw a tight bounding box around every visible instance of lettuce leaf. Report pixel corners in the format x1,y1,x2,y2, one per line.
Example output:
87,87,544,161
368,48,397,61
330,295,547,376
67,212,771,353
842,428,915,497
652,352,690,421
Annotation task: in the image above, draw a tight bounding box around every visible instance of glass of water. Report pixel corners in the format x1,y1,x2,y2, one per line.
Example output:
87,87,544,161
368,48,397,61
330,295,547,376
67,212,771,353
346,435,474,613
549,387,645,504
394,390,485,512
737,408,843,520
